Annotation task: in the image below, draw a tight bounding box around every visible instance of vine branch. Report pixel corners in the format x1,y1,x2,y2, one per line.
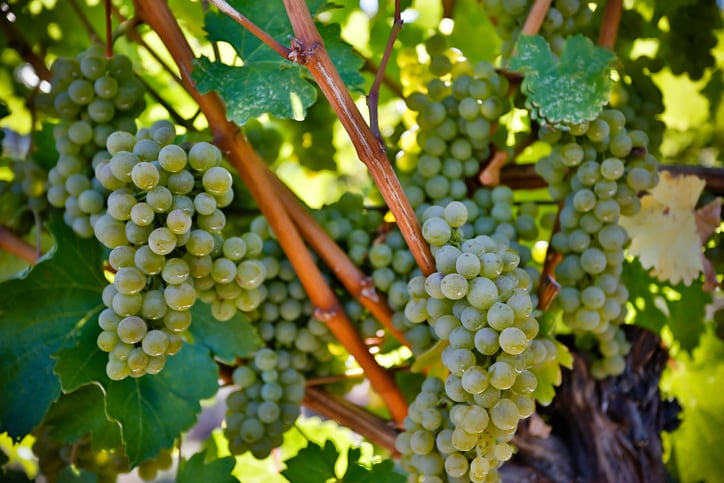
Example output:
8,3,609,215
521,0,552,36
366,0,403,139
281,0,435,275
270,172,411,348
598,0,623,50
303,386,399,454
133,0,409,425
0,225,40,263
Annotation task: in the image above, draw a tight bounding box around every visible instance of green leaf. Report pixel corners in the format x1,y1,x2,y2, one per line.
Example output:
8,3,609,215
178,449,237,483
623,260,709,353
319,23,365,93
510,35,616,126
666,329,724,482
198,0,363,124
410,339,448,381
666,280,710,353
342,447,406,482
193,56,317,125
104,342,218,466
53,320,109,394
0,218,105,441
281,440,339,483
43,384,122,451
449,0,499,63
54,318,221,465
189,301,263,363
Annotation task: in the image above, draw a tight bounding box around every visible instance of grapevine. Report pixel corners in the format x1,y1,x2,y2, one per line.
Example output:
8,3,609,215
0,1,721,483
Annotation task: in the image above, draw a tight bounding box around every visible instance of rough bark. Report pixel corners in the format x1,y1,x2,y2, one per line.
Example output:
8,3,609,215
503,327,679,482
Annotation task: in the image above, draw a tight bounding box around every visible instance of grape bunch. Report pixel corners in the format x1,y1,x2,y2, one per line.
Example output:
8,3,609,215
658,0,721,81
222,215,351,458
224,348,306,458
396,201,553,482
32,428,131,483
534,109,659,377
609,57,666,153
94,121,236,380
397,35,510,212
41,44,147,237
378,188,541,355
482,0,600,58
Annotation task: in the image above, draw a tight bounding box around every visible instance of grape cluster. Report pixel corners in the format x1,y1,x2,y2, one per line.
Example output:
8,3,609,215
535,109,658,377
94,122,236,380
224,348,306,458
609,57,666,153
397,35,510,211
0,158,48,209
396,202,553,482
41,44,146,237
482,0,600,58
222,215,349,457
659,0,721,81
135,449,174,481
381,188,541,355
32,428,131,483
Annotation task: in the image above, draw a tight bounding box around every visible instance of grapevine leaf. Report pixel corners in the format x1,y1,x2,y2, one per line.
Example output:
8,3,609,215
104,342,218,466
193,56,317,125
198,0,363,124
510,35,616,126
342,447,406,482
410,339,448,380
43,384,122,451
189,301,263,363
623,260,709,353
54,319,222,464
53,317,109,393
621,260,668,334
667,329,724,482
0,218,105,441
281,440,339,483
177,449,237,483
449,0,499,63
666,280,710,353
318,23,365,93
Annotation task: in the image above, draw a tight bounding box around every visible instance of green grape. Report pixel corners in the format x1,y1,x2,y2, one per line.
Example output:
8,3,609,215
163,283,196,311
117,316,147,344
142,329,170,356
148,227,176,255
114,266,147,295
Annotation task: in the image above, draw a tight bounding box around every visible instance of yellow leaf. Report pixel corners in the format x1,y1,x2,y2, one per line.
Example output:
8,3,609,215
620,172,712,287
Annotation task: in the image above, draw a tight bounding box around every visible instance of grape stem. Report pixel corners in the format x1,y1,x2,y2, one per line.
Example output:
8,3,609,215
362,57,404,99
133,0,410,425
521,0,553,36
598,0,623,50
0,225,40,263
366,0,403,139
281,0,436,276
207,0,292,58
303,386,400,455
479,149,509,186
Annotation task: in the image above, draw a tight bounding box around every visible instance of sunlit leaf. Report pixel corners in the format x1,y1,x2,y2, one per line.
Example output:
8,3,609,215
510,35,616,126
